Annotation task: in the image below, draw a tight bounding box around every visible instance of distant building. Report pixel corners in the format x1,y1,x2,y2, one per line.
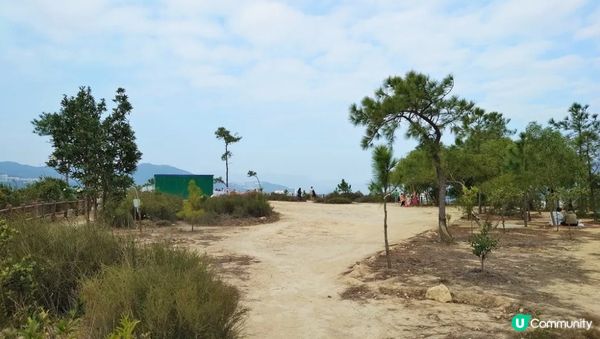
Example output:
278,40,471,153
154,174,214,198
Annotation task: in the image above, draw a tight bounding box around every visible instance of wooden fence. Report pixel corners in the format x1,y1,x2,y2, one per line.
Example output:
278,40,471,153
0,200,87,221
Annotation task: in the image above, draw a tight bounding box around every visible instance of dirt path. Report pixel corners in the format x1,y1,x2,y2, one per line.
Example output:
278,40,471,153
184,202,460,338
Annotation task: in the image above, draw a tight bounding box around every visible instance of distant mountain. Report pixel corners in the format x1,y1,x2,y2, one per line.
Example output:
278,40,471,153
0,161,60,179
133,163,191,185
1,161,290,192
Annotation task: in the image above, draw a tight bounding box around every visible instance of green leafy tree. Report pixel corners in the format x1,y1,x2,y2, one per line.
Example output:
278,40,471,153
215,127,242,189
176,180,205,231
21,177,74,202
33,87,105,221
32,99,77,185
369,145,398,269
507,123,581,226
32,87,142,222
482,174,521,231
247,170,262,191
469,221,498,272
448,110,514,212
100,88,142,204
458,185,479,221
550,103,600,220
335,179,352,195
350,71,475,242
392,147,437,200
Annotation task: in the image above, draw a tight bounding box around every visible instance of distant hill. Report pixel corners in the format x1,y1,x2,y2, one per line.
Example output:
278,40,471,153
0,161,192,185
0,161,60,179
1,161,289,192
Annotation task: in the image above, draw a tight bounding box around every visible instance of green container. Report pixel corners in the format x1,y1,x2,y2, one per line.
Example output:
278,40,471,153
154,174,214,198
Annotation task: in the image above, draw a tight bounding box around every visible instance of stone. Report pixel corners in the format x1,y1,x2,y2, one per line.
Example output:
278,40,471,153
425,284,452,303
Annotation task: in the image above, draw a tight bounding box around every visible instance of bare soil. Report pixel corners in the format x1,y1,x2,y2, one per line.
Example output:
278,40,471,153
122,202,600,338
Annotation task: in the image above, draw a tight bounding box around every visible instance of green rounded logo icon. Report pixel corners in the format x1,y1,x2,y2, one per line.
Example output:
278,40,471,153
512,314,531,332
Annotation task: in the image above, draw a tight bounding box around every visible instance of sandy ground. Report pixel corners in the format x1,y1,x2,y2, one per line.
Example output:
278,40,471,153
133,202,600,338
148,201,459,338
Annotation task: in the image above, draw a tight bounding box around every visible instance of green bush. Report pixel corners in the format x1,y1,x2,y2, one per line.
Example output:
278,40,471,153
0,185,22,209
266,193,304,202
20,178,76,203
469,221,498,272
0,219,126,326
323,197,353,204
80,244,244,339
139,192,183,222
202,192,273,220
0,219,245,338
107,191,183,227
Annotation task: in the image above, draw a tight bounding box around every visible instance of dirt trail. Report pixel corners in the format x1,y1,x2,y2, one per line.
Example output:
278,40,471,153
188,202,459,339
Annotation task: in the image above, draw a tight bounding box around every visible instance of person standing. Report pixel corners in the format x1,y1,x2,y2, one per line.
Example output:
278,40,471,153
310,186,317,199
297,187,302,201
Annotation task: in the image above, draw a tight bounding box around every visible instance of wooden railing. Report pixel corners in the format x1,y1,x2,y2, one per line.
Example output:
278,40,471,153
0,200,87,221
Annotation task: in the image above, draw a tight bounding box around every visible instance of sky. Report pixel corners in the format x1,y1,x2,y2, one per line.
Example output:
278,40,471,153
1,0,599,192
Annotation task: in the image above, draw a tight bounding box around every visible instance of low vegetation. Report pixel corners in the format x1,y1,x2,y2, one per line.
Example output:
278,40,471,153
469,220,499,272
0,218,244,338
81,244,244,338
201,192,273,224
107,191,183,227
0,178,76,209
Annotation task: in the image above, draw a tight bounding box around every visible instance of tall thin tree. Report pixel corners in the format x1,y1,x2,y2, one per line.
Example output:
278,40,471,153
215,127,242,189
350,71,475,242
247,170,262,191
550,103,600,220
369,145,398,269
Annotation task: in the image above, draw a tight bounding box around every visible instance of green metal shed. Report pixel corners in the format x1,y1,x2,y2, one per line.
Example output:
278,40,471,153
154,174,214,198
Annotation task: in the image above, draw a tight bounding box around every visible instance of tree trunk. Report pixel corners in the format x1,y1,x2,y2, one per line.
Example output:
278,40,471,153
85,196,90,224
478,191,482,214
384,199,391,269
432,150,452,242
587,157,597,221
481,257,484,272
93,193,98,222
501,206,506,232
522,194,528,227
225,144,229,189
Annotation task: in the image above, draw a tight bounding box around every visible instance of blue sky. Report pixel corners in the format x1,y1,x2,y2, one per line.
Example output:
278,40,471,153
1,0,599,192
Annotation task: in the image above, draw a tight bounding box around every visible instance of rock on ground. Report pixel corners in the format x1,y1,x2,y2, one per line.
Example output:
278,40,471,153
425,284,452,303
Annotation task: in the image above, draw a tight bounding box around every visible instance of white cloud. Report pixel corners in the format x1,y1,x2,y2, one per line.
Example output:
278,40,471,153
1,0,599,188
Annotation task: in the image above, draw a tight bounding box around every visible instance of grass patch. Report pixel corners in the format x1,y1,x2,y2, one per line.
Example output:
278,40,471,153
80,244,245,339
200,192,273,224
0,218,244,338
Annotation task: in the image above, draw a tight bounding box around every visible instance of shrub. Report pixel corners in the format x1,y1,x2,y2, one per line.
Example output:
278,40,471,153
107,191,183,227
177,181,205,231
469,221,498,272
324,197,353,204
0,185,22,209
266,193,303,202
80,244,244,339
139,192,183,222
0,218,127,326
202,192,273,220
1,219,245,338
20,178,76,203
